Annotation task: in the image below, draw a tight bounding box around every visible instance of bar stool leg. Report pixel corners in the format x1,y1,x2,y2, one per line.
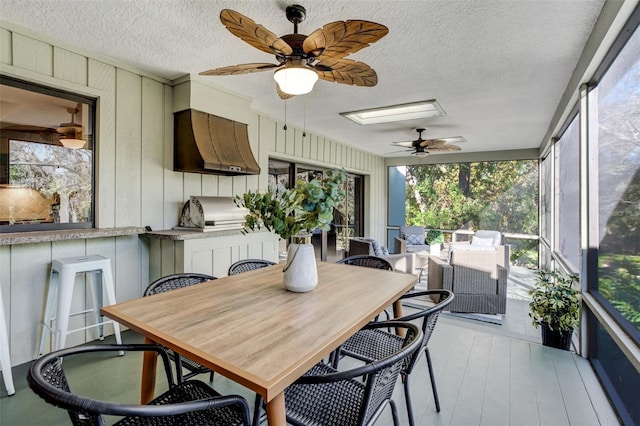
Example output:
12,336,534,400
37,269,59,357
88,271,104,339
101,266,122,345
0,286,15,396
54,268,76,351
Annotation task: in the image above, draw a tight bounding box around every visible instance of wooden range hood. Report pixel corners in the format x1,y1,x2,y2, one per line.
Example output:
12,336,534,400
173,109,260,176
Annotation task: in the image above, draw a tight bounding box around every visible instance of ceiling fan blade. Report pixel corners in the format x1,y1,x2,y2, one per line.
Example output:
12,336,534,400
428,145,462,152
391,141,414,148
303,20,388,60
199,63,280,76
276,83,295,100
419,139,447,148
220,9,293,56
315,58,378,87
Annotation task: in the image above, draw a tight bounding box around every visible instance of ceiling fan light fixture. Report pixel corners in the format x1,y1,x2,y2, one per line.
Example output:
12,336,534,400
274,62,318,95
60,138,86,149
412,150,429,157
57,105,86,149
341,100,446,125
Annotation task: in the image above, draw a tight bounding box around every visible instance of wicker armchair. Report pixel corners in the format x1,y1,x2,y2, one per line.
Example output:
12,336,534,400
228,259,276,275
284,321,422,426
394,226,429,254
348,238,417,274
144,273,217,383
332,290,454,426
429,251,508,314
27,344,251,426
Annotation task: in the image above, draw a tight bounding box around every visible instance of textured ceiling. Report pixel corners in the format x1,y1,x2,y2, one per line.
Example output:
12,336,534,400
1,0,605,157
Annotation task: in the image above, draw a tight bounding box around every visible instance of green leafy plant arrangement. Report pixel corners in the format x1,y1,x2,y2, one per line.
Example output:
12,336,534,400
529,269,581,332
426,229,444,245
235,168,346,240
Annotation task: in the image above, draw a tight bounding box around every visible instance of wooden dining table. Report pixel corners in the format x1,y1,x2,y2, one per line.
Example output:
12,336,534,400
101,261,417,426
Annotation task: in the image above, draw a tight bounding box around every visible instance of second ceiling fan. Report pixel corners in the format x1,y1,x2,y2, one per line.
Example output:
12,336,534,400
390,128,464,157
199,5,388,98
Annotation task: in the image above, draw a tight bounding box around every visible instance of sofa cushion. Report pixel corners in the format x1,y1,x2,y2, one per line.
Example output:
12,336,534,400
403,233,424,245
473,230,502,246
471,236,495,246
371,240,389,256
353,237,389,256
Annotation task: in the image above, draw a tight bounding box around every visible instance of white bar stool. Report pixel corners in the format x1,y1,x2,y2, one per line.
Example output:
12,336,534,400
37,255,122,356
0,283,15,395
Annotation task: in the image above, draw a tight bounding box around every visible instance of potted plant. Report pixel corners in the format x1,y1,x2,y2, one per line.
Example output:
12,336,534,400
235,168,346,292
426,229,444,256
529,269,581,350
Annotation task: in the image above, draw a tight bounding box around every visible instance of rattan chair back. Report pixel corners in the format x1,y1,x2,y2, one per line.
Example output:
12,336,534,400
228,259,276,276
27,344,251,426
395,289,454,373
336,255,393,270
143,273,216,296
143,273,217,384
284,321,422,426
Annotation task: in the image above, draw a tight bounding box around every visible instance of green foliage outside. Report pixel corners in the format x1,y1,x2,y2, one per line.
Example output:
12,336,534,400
236,168,346,240
9,141,92,223
599,254,640,329
405,160,538,266
426,229,444,245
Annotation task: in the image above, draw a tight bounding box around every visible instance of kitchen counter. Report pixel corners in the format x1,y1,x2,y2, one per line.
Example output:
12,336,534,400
141,228,248,241
0,226,145,245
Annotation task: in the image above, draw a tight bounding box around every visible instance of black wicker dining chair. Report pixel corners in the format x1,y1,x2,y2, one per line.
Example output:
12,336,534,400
336,254,394,270
143,273,217,383
282,321,422,426
27,343,251,426
332,289,454,426
228,259,277,275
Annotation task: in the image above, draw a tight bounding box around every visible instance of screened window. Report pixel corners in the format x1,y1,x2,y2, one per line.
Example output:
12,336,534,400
0,76,95,232
403,160,539,267
540,153,552,244
595,22,640,336
556,116,580,272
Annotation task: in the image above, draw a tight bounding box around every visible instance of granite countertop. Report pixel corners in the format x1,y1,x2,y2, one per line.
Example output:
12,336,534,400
0,227,145,245
141,228,247,240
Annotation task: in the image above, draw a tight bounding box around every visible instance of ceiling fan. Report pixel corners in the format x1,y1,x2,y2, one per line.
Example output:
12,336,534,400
56,106,85,149
390,128,464,157
199,5,388,98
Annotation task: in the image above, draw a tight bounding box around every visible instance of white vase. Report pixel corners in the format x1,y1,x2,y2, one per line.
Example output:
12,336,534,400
283,240,318,292
430,244,441,257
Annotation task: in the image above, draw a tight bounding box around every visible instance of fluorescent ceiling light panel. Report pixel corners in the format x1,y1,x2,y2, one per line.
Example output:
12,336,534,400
340,100,445,125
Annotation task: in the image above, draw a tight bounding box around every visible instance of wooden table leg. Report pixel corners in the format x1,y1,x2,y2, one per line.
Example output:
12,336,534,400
140,337,157,404
393,299,405,336
265,392,286,426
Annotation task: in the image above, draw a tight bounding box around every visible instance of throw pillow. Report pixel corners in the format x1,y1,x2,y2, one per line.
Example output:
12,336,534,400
404,233,424,245
370,239,389,256
472,236,495,246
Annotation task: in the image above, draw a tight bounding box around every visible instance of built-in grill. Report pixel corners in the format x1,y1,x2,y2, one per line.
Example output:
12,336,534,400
176,196,248,232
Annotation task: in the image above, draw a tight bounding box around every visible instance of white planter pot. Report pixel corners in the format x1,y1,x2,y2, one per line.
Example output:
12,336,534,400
430,244,441,257
283,242,318,292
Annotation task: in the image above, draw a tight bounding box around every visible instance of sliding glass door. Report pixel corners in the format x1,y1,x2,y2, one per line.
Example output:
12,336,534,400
268,159,364,262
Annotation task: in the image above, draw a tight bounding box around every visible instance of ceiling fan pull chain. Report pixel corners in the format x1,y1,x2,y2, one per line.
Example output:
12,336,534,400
283,99,288,131
303,98,307,138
